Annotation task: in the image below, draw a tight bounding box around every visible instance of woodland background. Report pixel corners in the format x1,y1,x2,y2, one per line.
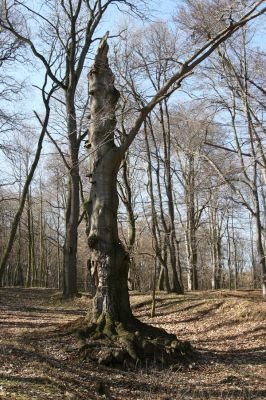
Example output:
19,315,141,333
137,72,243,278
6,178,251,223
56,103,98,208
0,0,265,297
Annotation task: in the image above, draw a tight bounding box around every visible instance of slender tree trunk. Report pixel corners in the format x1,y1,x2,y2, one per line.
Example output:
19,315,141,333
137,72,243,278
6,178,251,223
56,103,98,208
63,93,79,298
26,192,32,287
156,241,171,292
15,219,24,287
120,155,137,289
161,237,171,292
16,176,24,287
55,178,62,290
216,236,223,289
226,217,232,290
210,205,217,290
151,258,157,318
144,121,171,293
253,196,266,297
26,183,37,287
160,102,183,294
39,189,45,287
186,154,198,291
231,217,238,290
249,214,256,288
45,246,49,288
176,240,183,290
157,265,164,291
30,196,37,286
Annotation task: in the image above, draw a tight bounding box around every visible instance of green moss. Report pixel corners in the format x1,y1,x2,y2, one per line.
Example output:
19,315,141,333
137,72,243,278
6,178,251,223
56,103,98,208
103,314,115,338
96,313,105,331
119,336,138,361
77,310,194,368
115,322,139,361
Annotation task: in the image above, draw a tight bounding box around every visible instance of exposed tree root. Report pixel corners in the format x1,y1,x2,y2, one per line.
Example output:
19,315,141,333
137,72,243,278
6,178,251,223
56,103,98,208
77,314,195,369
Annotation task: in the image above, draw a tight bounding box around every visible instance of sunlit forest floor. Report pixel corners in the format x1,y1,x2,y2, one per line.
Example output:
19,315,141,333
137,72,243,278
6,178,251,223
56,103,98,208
0,288,265,399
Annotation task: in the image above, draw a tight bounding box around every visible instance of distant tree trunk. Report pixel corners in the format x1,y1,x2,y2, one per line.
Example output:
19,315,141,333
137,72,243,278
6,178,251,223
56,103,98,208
26,192,33,287
210,202,223,290
63,176,79,298
62,90,80,298
119,154,137,289
253,195,266,297
158,238,171,292
186,154,198,291
249,215,256,288
159,101,183,293
144,122,171,293
176,240,183,289
39,188,44,287
226,216,232,290
55,175,62,290
151,258,157,318
25,187,37,287
57,225,62,290
15,220,24,286
230,215,238,290
216,235,223,288
30,193,37,286
157,265,164,291
15,176,24,287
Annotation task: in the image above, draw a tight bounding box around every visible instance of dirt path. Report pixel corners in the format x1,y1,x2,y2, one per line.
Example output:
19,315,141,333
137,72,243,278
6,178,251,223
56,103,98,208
0,288,265,399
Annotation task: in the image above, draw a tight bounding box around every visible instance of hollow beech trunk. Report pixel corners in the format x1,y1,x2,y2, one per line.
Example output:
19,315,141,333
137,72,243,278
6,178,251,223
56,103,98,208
85,39,132,324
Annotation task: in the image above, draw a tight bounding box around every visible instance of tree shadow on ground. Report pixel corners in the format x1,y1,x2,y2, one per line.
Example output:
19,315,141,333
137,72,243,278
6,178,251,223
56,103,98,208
202,346,266,366
0,321,60,329
177,386,266,399
196,324,266,345
147,301,208,319
0,342,97,382
0,305,86,314
131,297,186,311
154,300,210,317
154,301,225,324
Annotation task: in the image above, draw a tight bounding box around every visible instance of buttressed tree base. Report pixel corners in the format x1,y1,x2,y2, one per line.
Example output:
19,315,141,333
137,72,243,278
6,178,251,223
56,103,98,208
78,312,194,368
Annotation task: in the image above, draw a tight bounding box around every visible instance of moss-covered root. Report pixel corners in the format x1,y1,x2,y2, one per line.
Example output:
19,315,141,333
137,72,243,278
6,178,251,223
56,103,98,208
77,314,195,369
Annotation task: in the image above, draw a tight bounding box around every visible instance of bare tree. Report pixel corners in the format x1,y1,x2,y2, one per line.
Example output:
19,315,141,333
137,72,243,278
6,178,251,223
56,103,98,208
0,77,57,284
81,2,266,366
0,0,148,298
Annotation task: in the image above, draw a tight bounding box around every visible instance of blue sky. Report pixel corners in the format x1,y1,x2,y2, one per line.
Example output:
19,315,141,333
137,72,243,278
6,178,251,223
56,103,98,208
4,0,266,125
12,0,180,113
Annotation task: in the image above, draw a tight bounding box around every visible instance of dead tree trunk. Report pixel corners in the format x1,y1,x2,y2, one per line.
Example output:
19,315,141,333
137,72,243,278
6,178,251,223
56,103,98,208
85,38,132,323
80,39,193,369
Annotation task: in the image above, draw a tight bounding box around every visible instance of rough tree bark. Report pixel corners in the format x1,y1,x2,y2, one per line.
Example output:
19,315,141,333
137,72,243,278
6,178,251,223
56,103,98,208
81,38,192,367
85,37,132,323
